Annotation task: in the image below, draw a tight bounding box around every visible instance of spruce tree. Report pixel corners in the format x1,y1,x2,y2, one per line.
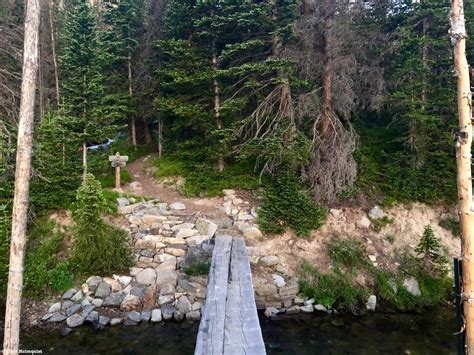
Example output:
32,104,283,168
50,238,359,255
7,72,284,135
59,0,122,176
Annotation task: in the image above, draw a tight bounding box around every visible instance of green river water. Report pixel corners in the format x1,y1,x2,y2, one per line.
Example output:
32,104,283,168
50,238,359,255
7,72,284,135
11,308,457,355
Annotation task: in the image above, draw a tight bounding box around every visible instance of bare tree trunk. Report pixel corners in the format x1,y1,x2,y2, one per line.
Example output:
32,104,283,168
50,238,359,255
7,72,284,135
82,141,87,180
451,1,474,353
143,116,152,144
38,37,44,120
212,43,224,172
128,50,137,148
320,0,335,138
157,119,163,158
421,17,428,107
3,0,40,352
49,0,60,104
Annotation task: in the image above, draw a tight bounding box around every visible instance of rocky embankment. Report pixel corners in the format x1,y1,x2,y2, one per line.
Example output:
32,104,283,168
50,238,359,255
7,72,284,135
39,190,302,332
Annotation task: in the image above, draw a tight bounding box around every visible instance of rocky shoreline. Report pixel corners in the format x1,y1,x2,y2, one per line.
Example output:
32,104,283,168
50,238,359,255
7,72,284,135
34,190,302,334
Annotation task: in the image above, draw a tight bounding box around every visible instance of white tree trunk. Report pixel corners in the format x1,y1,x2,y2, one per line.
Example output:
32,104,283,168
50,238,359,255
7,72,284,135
451,1,474,353
3,0,40,352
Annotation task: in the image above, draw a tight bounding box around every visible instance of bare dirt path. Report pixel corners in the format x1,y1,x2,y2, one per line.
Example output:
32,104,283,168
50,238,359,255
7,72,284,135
122,155,227,219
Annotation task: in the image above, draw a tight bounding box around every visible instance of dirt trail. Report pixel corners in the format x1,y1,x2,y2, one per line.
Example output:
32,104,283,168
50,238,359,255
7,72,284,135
122,155,226,219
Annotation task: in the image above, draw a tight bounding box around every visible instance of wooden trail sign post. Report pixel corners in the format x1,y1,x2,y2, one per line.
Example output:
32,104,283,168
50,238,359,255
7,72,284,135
109,152,128,188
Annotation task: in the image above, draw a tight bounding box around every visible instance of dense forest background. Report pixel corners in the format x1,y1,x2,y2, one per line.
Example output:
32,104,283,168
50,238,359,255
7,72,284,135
1,0,474,297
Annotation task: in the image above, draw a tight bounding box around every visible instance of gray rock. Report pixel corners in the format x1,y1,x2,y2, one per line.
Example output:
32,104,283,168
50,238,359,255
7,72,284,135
156,269,178,287
403,277,421,296
80,305,95,318
81,298,91,308
368,205,385,220
127,311,142,323
300,305,314,313
71,290,84,303
65,304,81,317
47,312,67,323
264,307,279,318
366,295,377,311
86,276,103,292
86,311,99,323
141,311,152,322
169,202,186,210
48,302,61,314
161,304,175,320
130,286,145,298
62,288,77,300
103,292,124,307
304,299,315,306
117,197,130,207
98,316,110,326
129,181,142,190
110,318,122,326
158,294,174,305
61,300,73,310
260,255,279,267
272,274,286,288
195,218,218,238
356,216,371,229
91,298,103,307
186,311,201,321
151,309,162,322
95,282,112,299
314,304,328,312
41,313,53,321
66,314,84,328
177,296,192,314
136,268,157,286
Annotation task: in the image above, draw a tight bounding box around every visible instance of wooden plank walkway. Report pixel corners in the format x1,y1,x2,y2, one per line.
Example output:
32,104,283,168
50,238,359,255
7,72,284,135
195,235,266,355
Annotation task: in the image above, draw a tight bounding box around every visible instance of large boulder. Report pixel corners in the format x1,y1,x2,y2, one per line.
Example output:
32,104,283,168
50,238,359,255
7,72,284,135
176,296,192,314
120,295,142,312
195,218,218,238
94,282,111,299
243,227,263,239
151,309,162,322
403,278,421,296
366,295,377,311
103,292,125,307
156,269,178,287
136,268,157,286
66,314,84,328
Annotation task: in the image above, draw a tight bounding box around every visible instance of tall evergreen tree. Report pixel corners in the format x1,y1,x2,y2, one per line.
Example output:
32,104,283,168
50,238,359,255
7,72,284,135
59,0,123,177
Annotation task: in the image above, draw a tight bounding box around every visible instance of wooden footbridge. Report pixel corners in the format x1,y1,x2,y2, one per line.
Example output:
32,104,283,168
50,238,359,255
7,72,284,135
195,235,266,355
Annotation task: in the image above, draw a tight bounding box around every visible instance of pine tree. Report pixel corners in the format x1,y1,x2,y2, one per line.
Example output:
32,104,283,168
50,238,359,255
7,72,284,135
59,0,122,177
100,0,145,146
415,225,448,276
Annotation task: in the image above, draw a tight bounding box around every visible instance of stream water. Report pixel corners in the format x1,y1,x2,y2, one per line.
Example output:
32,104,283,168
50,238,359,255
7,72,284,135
12,308,457,354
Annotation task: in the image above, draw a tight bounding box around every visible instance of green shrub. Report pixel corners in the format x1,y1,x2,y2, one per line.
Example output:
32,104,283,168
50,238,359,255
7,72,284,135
23,219,73,298
298,261,367,309
183,261,211,276
438,215,461,238
257,171,326,237
71,174,132,275
387,234,396,244
328,239,368,270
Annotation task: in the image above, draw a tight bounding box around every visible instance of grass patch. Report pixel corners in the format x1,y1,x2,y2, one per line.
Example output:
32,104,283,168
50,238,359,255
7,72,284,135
298,231,453,312
183,261,211,276
153,155,260,197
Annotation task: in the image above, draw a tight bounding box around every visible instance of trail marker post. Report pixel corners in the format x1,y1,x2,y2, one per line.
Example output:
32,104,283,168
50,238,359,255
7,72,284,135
109,152,128,189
